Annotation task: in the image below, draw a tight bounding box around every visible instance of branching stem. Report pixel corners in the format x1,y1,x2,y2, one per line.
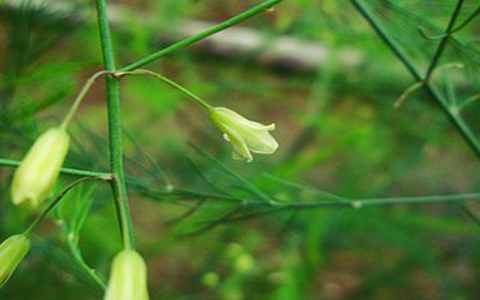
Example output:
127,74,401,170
0,158,111,178
61,70,112,129
350,0,480,158
95,0,135,250
23,176,110,236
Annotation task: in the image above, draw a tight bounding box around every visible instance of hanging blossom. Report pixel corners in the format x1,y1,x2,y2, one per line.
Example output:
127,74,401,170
0,234,31,288
209,107,278,162
11,127,70,208
104,250,150,300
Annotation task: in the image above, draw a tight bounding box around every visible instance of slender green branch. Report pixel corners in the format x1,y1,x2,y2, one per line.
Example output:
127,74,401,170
95,0,135,250
0,158,111,178
22,176,109,290
61,70,112,129
114,69,212,110
349,193,480,208
24,176,110,236
459,93,480,110
232,193,480,213
424,0,465,81
394,81,424,108
67,231,107,290
350,0,480,158
395,63,463,108
451,5,480,33
417,5,480,40
119,0,283,72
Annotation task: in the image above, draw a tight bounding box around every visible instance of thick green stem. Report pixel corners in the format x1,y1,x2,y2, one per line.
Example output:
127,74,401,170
119,0,283,72
95,0,135,250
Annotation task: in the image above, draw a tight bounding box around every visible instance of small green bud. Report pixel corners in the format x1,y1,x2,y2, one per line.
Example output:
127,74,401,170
234,253,254,273
0,235,31,288
104,250,150,300
209,107,278,162
202,272,219,288
11,127,70,208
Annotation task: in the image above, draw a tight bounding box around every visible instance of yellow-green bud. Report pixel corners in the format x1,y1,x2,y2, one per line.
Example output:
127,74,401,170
209,107,278,162
104,250,150,300
202,272,219,288
0,235,31,288
234,253,254,273
11,127,70,208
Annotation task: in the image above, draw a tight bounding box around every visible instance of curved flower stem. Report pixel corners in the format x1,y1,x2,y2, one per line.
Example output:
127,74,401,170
114,69,212,110
61,70,112,129
95,0,135,250
23,176,111,236
119,0,283,72
67,235,107,290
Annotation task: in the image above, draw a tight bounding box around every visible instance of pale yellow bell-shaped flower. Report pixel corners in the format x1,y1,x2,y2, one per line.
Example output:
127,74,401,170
104,250,150,300
11,127,70,208
0,234,31,288
209,107,278,162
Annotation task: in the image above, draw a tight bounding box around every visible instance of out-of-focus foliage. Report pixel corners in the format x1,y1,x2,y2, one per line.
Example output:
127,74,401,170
1,0,480,299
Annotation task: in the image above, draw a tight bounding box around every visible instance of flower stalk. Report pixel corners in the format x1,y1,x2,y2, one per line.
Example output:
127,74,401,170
23,176,110,236
113,69,279,162
113,69,212,109
61,70,112,129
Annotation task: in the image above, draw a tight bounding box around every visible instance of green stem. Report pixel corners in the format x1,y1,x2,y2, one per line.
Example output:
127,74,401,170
61,70,111,129
451,5,480,33
0,158,111,178
424,0,465,81
95,0,135,250
114,69,212,110
67,232,107,289
350,0,480,158
243,193,480,211
119,0,283,72
418,5,480,40
24,177,109,236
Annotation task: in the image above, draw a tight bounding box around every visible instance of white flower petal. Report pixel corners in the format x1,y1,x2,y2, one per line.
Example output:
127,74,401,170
221,125,253,162
244,129,278,154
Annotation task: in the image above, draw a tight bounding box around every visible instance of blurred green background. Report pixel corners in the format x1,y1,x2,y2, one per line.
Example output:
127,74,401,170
1,0,480,299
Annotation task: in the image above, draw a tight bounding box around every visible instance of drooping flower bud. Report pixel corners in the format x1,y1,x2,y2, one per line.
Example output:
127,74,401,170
11,127,70,208
104,250,150,300
209,107,278,162
0,235,31,288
